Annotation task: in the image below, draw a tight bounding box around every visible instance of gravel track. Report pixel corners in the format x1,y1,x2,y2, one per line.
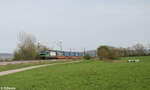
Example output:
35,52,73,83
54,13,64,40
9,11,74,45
0,61,78,76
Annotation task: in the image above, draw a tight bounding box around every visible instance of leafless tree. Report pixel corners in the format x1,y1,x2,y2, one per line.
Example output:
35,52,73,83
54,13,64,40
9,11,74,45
132,43,145,56
18,32,36,48
14,32,40,60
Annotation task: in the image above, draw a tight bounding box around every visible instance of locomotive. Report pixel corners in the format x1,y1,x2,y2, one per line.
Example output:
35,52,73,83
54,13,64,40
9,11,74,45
40,50,84,59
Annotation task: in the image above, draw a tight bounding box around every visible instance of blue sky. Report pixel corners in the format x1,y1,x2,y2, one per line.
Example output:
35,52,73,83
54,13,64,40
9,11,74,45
0,0,149,53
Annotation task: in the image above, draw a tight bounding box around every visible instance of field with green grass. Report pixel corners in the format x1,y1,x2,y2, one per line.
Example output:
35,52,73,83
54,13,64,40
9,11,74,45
0,60,72,72
0,56,150,90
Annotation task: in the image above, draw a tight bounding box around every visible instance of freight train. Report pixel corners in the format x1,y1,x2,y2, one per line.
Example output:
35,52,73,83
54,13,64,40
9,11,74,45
40,50,84,59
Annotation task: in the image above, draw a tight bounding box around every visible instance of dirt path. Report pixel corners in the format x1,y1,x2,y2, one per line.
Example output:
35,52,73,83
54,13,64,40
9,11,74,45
0,60,67,66
0,61,79,76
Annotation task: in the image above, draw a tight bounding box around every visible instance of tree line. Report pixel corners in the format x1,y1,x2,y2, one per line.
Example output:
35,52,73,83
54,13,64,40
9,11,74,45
119,43,150,57
97,44,150,60
13,32,150,60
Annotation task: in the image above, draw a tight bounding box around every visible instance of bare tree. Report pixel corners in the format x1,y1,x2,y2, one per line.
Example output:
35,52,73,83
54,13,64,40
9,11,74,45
38,44,51,51
18,32,36,48
132,43,145,56
14,32,40,60
148,44,150,49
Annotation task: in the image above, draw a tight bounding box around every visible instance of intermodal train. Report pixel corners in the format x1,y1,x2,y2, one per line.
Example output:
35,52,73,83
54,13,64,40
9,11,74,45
40,50,84,59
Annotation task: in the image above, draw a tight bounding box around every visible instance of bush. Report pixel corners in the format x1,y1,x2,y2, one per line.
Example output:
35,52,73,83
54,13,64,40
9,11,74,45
83,54,91,60
97,45,120,60
109,48,120,60
97,46,110,60
14,43,40,60
13,32,40,60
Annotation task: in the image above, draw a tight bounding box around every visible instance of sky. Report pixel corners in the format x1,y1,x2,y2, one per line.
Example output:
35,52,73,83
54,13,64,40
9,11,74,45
0,0,149,53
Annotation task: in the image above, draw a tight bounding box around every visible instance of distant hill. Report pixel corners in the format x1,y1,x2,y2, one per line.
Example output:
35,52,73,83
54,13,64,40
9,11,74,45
0,53,13,59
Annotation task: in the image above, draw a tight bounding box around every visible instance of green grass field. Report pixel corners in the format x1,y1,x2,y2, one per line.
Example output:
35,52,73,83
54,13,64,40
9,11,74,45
0,56,150,90
0,60,73,72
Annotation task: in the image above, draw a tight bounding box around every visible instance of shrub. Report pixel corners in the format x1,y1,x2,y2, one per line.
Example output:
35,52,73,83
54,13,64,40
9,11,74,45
13,32,40,60
83,54,91,60
97,45,120,60
109,48,120,60
13,51,21,60
97,46,110,60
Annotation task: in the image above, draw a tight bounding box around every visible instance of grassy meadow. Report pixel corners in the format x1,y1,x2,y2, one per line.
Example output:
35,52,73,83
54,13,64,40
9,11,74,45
0,56,150,90
0,60,73,72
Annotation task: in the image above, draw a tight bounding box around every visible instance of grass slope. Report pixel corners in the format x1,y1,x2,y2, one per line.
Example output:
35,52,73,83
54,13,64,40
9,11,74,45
0,56,150,90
